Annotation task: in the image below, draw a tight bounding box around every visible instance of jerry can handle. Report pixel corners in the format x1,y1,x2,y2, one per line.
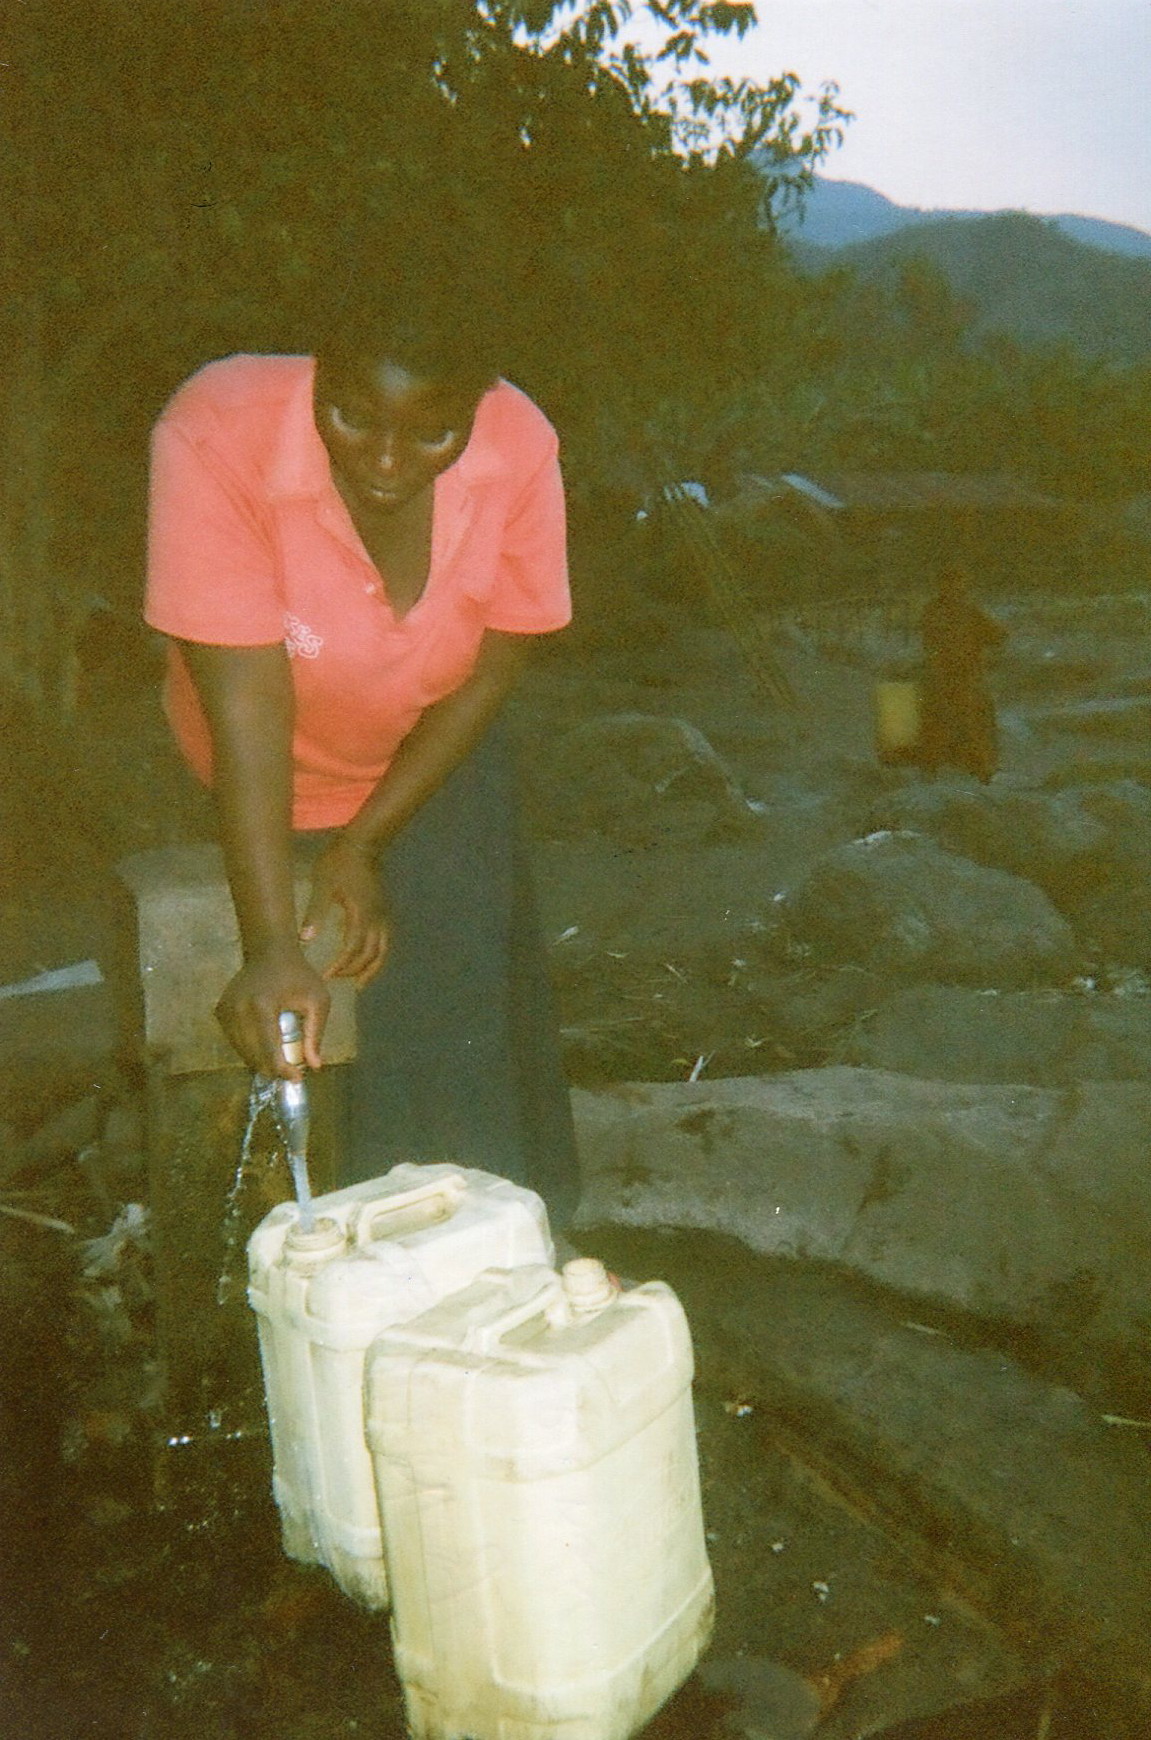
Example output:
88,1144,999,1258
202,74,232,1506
349,1172,468,1247
465,1271,567,1356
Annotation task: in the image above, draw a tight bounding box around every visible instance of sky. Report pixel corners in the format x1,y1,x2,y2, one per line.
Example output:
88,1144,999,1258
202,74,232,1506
660,0,1151,235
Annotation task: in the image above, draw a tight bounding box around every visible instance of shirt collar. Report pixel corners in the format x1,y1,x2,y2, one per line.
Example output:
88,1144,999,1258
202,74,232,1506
265,359,504,502
264,359,329,501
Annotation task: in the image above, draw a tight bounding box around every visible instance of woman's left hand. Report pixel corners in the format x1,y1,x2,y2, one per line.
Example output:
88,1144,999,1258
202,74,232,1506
300,835,388,987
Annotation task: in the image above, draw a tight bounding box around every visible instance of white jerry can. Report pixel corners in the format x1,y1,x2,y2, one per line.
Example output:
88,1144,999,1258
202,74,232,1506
365,1259,715,1740
246,1162,553,1610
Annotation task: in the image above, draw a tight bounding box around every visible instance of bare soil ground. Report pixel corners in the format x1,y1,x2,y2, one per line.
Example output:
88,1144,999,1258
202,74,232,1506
2,599,1150,1737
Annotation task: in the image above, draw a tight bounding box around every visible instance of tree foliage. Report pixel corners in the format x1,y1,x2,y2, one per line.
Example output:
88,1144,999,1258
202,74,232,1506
0,0,845,718
1,0,1146,727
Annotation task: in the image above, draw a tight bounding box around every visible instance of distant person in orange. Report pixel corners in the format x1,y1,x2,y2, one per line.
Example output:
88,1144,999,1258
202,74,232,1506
917,566,1006,782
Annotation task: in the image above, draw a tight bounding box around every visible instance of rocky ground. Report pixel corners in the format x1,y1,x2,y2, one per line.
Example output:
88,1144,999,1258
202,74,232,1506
2,584,1151,1736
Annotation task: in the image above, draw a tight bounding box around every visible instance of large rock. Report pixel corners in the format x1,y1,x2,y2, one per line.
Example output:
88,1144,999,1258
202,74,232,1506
543,712,762,847
864,782,1108,906
1074,777,1151,837
993,638,1116,700
772,831,1078,987
836,982,1151,1085
1070,880,1151,963
1022,695,1151,740
571,1068,1151,1357
1040,751,1151,791
865,780,1151,940
1053,782,1151,958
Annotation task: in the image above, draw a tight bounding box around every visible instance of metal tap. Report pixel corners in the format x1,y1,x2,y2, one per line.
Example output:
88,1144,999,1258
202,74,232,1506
274,1010,314,1229
275,1011,311,1162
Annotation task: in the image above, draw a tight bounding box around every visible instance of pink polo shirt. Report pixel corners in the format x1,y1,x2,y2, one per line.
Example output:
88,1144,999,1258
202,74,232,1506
145,355,570,829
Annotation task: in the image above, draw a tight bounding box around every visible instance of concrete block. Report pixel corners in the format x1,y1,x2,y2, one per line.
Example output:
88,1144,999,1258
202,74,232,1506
569,1067,1151,1352
116,843,357,1074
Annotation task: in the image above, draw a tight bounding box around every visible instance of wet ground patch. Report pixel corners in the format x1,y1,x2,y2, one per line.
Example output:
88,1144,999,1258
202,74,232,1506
5,1156,1145,1740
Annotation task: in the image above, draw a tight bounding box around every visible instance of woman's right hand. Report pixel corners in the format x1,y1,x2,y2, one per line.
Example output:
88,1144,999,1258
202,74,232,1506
214,943,331,1077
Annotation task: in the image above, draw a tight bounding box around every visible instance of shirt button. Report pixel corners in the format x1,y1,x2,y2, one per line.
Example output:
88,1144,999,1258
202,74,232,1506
364,582,376,595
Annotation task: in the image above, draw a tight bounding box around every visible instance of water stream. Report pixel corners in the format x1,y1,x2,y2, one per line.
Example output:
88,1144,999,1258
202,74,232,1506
287,1146,315,1233
216,1073,313,1304
277,1076,315,1234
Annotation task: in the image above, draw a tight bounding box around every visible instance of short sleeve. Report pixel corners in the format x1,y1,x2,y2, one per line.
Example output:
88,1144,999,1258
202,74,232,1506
145,418,286,645
483,445,572,635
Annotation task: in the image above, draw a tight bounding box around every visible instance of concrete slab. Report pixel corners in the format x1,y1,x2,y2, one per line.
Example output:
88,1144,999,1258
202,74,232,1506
116,843,357,1074
571,1067,1151,1368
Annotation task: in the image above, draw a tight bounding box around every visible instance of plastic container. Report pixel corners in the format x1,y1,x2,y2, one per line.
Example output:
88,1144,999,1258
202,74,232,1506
365,1259,715,1740
247,1162,553,1609
875,678,922,762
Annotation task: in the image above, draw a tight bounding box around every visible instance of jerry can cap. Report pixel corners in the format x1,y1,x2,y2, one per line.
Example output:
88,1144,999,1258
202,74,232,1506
283,1215,345,1268
562,1257,619,1316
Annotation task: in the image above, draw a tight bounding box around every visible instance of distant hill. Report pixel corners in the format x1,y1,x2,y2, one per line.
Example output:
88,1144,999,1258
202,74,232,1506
827,211,1151,361
776,187,1151,363
777,176,1151,262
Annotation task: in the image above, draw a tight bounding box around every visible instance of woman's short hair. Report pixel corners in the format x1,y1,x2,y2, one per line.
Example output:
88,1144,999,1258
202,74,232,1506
315,250,503,396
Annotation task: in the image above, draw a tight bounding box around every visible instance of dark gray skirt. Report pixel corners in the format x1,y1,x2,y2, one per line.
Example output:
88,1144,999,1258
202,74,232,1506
334,718,579,1231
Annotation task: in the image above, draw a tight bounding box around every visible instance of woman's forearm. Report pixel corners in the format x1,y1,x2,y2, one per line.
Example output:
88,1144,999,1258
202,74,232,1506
178,641,300,958
177,639,336,1074
341,630,531,856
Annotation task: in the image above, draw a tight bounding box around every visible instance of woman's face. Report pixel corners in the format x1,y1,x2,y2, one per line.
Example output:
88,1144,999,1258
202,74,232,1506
313,356,483,518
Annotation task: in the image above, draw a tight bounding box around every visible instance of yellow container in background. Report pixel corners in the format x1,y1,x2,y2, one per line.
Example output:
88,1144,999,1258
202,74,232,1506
875,679,921,758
